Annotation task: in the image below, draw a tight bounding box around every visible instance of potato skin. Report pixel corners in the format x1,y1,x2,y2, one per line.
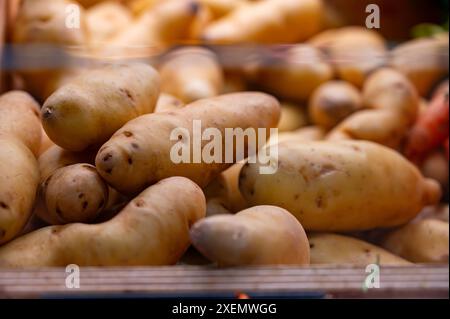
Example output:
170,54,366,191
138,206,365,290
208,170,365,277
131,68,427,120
309,81,362,130
159,47,224,103
0,177,206,267
239,141,441,231
381,219,449,263
309,233,411,265
155,93,185,113
0,137,39,245
190,206,310,266
42,63,160,151
0,91,42,156
254,45,334,101
201,0,323,44
328,68,419,148
391,35,449,96
37,146,111,225
96,92,280,194
40,164,109,224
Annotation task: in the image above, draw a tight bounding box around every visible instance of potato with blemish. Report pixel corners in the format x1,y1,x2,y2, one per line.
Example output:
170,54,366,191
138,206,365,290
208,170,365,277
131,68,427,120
96,93,280,195
381,219,449,263
239,141,441,231
159,47,224,103
36,146,112,225
0,137,39,245
155,93,185,113
190,206,310,266
254,45,334,101
42,63,160,152
201,0,323,44
309,233,411,265
309,81,362,130
328,68,419,148
0,91,42,156
0,177,206,267
391,35,449,96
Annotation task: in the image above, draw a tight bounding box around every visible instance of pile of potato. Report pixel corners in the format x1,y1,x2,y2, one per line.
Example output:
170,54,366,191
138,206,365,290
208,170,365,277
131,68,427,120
0,0,448,267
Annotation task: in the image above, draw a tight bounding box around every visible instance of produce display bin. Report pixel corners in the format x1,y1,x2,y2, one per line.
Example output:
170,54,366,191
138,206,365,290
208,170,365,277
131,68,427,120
0,0,449,302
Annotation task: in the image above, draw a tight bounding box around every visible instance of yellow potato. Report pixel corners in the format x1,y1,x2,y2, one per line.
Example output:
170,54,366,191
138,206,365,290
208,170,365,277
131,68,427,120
0,177,206,267
254,45,334,101
42,63,160,151
328,68,419,148
239,141,441,231
309,233,411,265
381,219,449,263
199,0,247,19
155,93,185,113
309,81,362,130
86,1,133,44
96,92,280,194
201,0,323,44
0,91,42,156
40,164,110,224
159,47,224,103
390,35,449,96
107,0,201,51
190,206,310,266
36,146,113,225
0,137,39,245
309,27,387,88
278,102,308,132
13,0,90,100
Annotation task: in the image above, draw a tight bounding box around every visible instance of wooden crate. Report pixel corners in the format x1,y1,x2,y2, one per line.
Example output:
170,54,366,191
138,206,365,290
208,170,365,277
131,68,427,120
0,265,448,299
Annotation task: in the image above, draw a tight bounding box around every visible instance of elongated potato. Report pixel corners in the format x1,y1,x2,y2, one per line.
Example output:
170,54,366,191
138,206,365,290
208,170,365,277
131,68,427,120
309,27,387,88
86,1,133,44
201,0,323,44
380,219,449,263
155,93,185,113
309,233,411,265
190,206,310,266
159,47,224,103
96,93,280,194
391,35,449,96
0,91,42,156
0,177,206,267
37,146,111,225
328,68,419,148
107,0,201,50
254,45,334,101
309,81,362,130
0,137,39,245
42,63,160,151
239,141,441,231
